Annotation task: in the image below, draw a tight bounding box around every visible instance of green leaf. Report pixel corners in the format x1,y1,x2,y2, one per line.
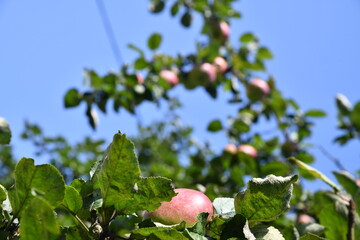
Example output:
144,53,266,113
127,43,145,57
134,57,148,70
115,176,175,214
256,47,273,60
147,33,162,50
213,198,235,219
304,109,327,118
149,0,165,13
290,157,340,192
188,212,209,236
131,225,188,240
336,93,352,116
0,184,6,203
170,2,179,16
207,119,223,132
180,12,192,28
62,186,83,214
300,233,326,240
219,214,255,240
251,225,285,240
64,88,82,108
0,117,11,144
350,102,360,131
8,158,65,217
333,171,359,199
20,197,60,240
234,175,298,222
297,223,325,237
240,32,257,43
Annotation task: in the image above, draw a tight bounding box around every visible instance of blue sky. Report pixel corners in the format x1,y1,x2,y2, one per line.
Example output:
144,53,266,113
1,0,360,190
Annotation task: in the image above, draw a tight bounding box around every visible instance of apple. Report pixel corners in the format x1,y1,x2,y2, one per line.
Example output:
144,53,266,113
160,70,179,85
200,63,217,82
224,143,237,154
247,78,270,101
281,141,298,157
297,214,314,224
237,144,257,158
213,57,228,74
219,21,230,40
136,74,144,85
147,188,213,227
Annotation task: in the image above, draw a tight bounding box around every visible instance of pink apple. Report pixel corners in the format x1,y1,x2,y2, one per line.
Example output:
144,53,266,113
297,214,314,224
147,188,213,227
357,179,360,187
136,74,144,84
200,63,217,82
213,57,228,74
224,143,237,154
237,144,257,158
219,21,230,40
160,70,179,85
247,78,270,101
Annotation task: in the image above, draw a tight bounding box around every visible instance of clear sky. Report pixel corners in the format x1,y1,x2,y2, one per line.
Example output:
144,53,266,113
1,0,360,190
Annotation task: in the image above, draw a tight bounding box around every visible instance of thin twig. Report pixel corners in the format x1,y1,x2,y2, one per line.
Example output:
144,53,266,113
317,145,346,171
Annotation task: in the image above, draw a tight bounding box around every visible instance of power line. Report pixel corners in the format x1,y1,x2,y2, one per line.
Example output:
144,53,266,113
95,0,123,67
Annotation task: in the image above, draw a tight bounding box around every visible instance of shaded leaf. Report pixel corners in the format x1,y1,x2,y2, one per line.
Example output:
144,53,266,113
149,0,165,13
64,88,82,108
148,33,162,50
20,197,60,240
181,12,192,28
207,119,223,132
220,214,255,240
304,109,327,118
300,233,326,240
188,212,209,236
350,102,360,131
333,171,359,199
0,117,11,145
234,175,298,222
257,47,273,60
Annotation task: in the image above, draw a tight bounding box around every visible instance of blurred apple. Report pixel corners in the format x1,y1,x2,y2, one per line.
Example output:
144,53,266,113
238,144,257,158
160,70,179,85
213,57,228,74
224,143,237,154
136,74,144,84
219,21,230,40
247,78,270,101
200,63,217,82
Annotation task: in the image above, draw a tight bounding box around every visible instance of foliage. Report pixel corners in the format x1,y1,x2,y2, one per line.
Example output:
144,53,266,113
1,0,360,239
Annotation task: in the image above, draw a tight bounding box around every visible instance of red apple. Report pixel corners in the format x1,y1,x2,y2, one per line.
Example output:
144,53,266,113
200,63,217,82
247,78,270,101
136,74,144,84
160,70,179,85
224,143,237,154
238,144,257,158
219,21,230,40
213,57,228,74
147,188,213,227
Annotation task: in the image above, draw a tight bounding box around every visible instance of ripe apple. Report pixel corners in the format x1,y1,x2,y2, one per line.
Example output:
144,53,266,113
160,70,179,85
200,63,217,82
136,74,144,84
224,143,237,154
147,188,213,227
246,78,270,101
213,57,228,74
237,144,257,158
219,21,230,40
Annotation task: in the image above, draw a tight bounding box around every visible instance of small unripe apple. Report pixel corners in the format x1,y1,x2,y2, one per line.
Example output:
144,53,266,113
136,74,144,84
147,188,213,227
224,143,237,154
213,57,228,74
238,144,257,158
219,21,230,40
247,78,270,101
160,70,179,85
200,63,217,82
281,141,298,157
297,214,314,224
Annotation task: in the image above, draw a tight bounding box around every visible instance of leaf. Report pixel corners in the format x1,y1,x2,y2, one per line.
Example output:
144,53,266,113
92,133,175,213
8,158,65,217
127,43,145,56
115,176,175,214
336,93,352,116
207,119,223,132
170,2,179,16
251,225,285,240
297,223,325,237
0,184,6,203
0,117,11,144
256,47,273,60
213,198,235,219
149,0,165,13
180,12,192,28
62,186,83,214
240,32,257,43
147,33,162,50
234,175,298,222
220,214,255,240
85,106,99,130
64,88,82,108
290,157,340,192
300,233,326,240
350,102,360,131
131,225,188,240
20,197,60,240
333,171,359,199
304,109,327,118
188,212,209,236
